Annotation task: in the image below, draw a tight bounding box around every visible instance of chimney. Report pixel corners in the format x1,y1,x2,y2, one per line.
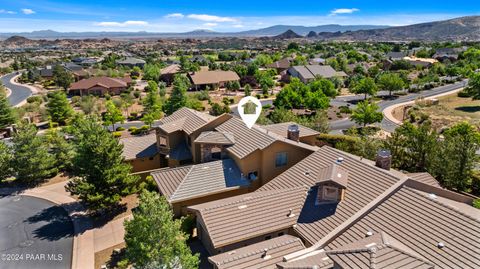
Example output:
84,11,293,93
287,124,300,142
375,149,392,170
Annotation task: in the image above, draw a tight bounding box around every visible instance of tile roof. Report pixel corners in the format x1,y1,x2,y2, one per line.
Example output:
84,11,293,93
262,122,320,138
189,70,240,85
266,58,292,69
156,107,215,135
208,235,305,269
326,232,434,269
152,159,249,203
69,76,130,90
316,164,349,189
116,57,146,65
407,172,442,188
194,131,235,145
289,65,347,80
215,117,318,159
120,134,158,161
188,186,309,248
258,146,403,245
160,64,180,75
324,186,480,269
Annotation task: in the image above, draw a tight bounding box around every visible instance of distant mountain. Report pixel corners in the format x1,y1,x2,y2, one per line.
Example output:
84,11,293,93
306,31,318,38
237,24,389,36
274,30,303,39
316,16,480,41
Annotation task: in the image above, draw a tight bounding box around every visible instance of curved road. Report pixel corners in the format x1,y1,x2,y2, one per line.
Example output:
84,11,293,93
1,72,33,107
330,80,468,133
0,195,73,269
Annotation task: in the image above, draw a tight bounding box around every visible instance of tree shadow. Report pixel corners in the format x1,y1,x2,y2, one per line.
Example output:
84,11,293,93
455,106,480,113
25,204,74,241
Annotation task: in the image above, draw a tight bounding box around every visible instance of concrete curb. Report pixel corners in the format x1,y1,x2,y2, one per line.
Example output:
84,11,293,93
383,87,465,125
9,74,36,108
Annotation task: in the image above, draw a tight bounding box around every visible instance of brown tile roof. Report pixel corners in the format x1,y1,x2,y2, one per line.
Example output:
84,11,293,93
69,76,130,90
322,186,480,269
160,64,180,75
188,187,309,249
326,232,434,269
258,146,403,245
120,133,157,161
156,107,215,135
152,159,249,203
262,122,320,138
276,252,332,269
266,58,292,69
189,70,240,85
316,164,348,189
194,131,235,145
215,117,318,159
208,235,305,269
407,172,442,188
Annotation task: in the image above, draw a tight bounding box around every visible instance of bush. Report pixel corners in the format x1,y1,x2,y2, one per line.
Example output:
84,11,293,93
105,94,111,100
113,131,122,138
317,133,359,148
116,126,126,131
71,96,81,105
339,106,352,114
457,90,471,98
133,91,141,99
195,90,210,101
181,215,196,238
27,95,43,104
128,126,138,133
473,199,480,209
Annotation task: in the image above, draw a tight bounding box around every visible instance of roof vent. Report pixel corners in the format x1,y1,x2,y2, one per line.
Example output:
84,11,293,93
304,170,311,176
287,209,295,218
238,205,247,209
366,230,374,237
437,242,445,249
262,249,271,260
227,251,236,255
336,157,344,164
428,193,437,199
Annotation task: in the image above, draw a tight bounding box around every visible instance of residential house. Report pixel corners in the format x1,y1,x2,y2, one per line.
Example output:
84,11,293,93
151,108,319,215
386,51,407,61
116,57,146,68
188,146,479,269
188,70,240,90
403,56,438,68
266,58,293,74
287,65,347,84
433,47,466,62
68,76,132,96
120,133,162,173
159,64,180,85
72,57,99,66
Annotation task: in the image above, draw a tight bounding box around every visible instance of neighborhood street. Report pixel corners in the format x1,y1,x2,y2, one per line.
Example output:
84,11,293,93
1,72,33,107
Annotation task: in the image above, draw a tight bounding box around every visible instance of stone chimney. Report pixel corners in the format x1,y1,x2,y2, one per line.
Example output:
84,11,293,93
287,124,300,142
375,149,392,170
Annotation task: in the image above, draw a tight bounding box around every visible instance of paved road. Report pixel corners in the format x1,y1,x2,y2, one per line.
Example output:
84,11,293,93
0,195,73,269
1,72,33,107
330,80,468,133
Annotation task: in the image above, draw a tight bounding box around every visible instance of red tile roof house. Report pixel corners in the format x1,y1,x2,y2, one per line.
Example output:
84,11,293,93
188,70,240,90
186,146,480,269
68,76,132,96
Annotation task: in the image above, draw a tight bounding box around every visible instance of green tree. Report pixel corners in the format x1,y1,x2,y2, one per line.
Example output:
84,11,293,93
466,72,480,100
244,84,252,96
430,122,480,191
46,91,74,125
0,141,13,180
53,65,73,90
103,100,125,130
143,81,163,119
124,190,199,269
143,63,161,81
351,77,378,100
309,78,337,97
0,86,15,128
66,117,139,210
305,90,329,110
46,128,75,171
11,123,57,182
351,101,383,127
165,75,189,115
377,72,405,96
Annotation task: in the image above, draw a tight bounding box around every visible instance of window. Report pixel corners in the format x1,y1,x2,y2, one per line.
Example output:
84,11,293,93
158,136,167,146
211,146,222,160
323,186,339,201
275,152,288,167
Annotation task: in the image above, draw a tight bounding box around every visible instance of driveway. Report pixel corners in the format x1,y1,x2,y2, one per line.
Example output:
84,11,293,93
0,195,73,269
1,72,33,107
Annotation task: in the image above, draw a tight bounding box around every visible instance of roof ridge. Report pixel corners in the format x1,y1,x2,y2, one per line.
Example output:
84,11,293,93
407,187,480,223
215,237,303,265
150,164,193,175
200,186,308,212
169,165,198,201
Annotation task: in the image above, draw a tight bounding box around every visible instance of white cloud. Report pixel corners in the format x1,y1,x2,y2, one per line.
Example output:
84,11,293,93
21,8,35,15
95,20,149,27
0,9,16,14
187,14,237,22
165,13,184,19
232,24,244,28
330,8,359,16
203,23,218,27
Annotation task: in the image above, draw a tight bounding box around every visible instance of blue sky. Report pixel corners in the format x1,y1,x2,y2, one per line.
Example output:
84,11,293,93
0,0,479,32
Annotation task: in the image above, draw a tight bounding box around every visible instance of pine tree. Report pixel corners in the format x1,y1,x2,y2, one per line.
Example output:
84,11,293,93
124,190,199,269
103,100,125,130
53,65,73,90
0,141,13,180
165,75,189,114
66,117,139,210
0,86,15,128
11,123,57,183
46,91,74,125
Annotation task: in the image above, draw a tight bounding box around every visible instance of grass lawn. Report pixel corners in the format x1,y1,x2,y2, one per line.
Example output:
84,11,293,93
418,94,480,128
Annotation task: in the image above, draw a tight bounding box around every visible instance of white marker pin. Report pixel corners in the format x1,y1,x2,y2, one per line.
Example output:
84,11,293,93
238,96,262,129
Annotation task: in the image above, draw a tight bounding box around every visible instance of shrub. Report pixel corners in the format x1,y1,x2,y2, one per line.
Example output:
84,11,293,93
195,90,210,101
457,90,471,98
339,106,352,114
27,95,43,104
317,133,359,148
71,96,81,105
112,131,122,138
133,91,141,99
116,126,126,131
104,94,111,100
128,126,138,133
473,199,480,209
